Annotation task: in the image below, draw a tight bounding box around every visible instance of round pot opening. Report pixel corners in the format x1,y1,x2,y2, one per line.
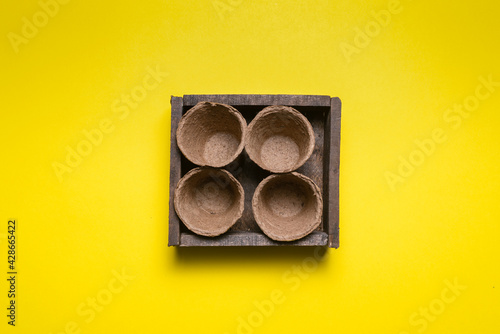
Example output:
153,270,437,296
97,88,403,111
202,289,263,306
177,102,246,167
245,106,314,173
174,167,244,237
252,172,322,241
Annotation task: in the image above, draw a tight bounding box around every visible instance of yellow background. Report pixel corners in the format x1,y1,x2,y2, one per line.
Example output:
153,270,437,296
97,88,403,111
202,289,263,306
1,0,499,333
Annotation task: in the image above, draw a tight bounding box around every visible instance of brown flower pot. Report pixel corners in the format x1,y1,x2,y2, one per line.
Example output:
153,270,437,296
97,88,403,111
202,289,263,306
176,102,246,167
252,172,322,241
174,167,244,237
245,105,314,173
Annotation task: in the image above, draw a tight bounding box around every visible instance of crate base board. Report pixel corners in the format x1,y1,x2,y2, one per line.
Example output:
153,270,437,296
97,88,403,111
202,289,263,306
179,231,328,247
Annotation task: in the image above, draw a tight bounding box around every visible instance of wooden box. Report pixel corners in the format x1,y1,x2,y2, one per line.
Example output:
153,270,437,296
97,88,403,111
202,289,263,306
168,95,341,247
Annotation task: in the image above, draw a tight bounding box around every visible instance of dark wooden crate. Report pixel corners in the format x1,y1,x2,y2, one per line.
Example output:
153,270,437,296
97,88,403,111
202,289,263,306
169,95,341,247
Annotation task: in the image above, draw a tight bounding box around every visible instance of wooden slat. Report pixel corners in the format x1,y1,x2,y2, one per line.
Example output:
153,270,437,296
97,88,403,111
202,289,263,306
183,94,331,107
180,231,328,247
168,96,183,246
324,97,341,248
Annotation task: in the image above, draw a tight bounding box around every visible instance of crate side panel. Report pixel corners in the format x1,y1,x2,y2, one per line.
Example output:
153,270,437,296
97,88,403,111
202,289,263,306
168,96,183,246
325,97,341,248
183,94,331,107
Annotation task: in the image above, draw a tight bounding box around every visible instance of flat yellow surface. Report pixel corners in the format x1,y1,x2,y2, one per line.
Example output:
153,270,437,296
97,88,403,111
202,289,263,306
1,0,499,333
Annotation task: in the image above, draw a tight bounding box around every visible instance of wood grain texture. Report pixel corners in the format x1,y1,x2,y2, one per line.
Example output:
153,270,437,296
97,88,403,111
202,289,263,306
168,96,183,246
324,97,341,248
180,231,328,247
169,95,341,247
183,94,331,107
